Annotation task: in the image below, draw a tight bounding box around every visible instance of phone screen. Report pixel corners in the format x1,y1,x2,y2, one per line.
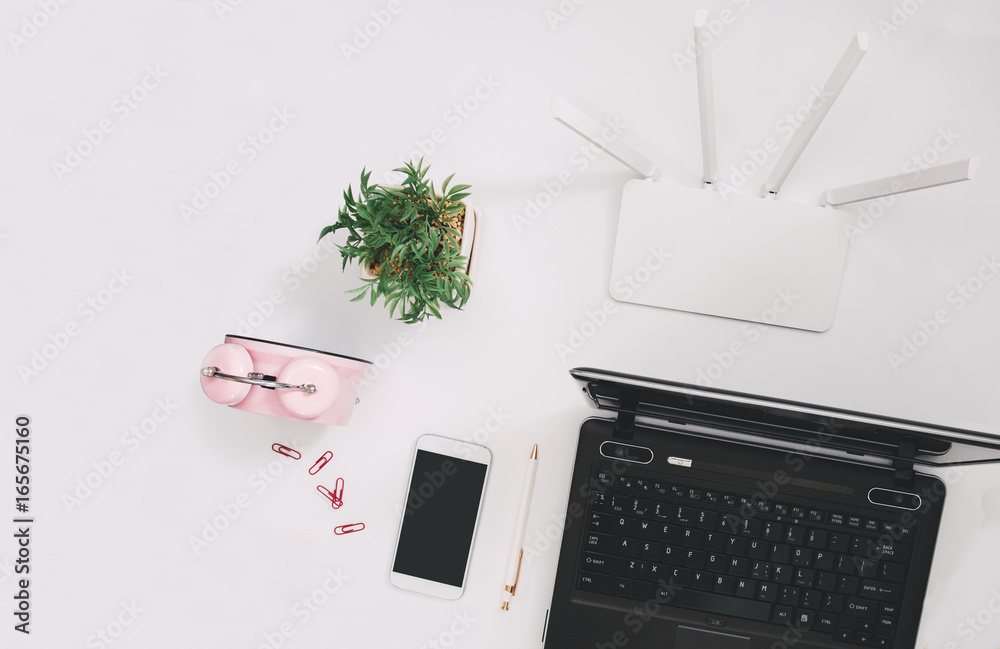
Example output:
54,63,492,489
392,449,489,587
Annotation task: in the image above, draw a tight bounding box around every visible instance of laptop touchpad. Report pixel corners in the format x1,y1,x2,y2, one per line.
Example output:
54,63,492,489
674,626,750,649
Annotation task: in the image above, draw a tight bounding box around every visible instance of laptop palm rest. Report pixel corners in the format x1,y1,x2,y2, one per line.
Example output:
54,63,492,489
610,180,852,332
674,625,750,649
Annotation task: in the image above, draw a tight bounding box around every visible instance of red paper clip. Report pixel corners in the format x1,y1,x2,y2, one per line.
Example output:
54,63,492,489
317,478,344,509
334,523,365,535
309,451,333,475
272,443,301,460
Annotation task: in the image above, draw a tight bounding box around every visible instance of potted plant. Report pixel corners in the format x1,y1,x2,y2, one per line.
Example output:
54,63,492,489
319,159,479,324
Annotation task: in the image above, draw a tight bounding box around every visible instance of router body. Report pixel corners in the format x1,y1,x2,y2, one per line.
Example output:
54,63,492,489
612,181,851,331
554,18,977,332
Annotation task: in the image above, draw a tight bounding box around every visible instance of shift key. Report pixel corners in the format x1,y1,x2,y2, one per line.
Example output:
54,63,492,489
582,552,625,576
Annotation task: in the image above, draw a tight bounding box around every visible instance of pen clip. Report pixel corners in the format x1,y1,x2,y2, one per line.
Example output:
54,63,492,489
506,548,524,596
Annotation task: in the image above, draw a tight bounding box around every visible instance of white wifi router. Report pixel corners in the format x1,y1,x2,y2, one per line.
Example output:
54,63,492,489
553,17,978,332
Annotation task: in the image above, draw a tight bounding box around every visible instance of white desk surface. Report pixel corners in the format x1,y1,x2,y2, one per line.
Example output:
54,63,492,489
2,1,999,647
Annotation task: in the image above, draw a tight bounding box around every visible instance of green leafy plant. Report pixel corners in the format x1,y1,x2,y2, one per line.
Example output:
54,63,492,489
319,159,473,324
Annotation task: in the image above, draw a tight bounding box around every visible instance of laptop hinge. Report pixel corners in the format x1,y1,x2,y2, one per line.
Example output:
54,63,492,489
893,437,917,488
614,389,639,440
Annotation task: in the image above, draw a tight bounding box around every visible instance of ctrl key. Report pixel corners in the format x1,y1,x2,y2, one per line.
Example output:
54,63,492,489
578,571,611,594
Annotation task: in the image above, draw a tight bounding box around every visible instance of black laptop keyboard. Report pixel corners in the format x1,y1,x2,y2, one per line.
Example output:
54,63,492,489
578,469,915,648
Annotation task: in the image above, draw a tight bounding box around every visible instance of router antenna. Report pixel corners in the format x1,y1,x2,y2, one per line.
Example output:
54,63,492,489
551,96,659,179
762,32,869,197
821,157,979,207
695,10,718,187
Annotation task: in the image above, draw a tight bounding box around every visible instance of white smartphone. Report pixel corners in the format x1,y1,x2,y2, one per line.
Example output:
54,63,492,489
389,434,491,599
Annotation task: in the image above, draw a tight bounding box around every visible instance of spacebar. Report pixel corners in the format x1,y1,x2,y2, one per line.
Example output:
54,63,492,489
666,589,772,622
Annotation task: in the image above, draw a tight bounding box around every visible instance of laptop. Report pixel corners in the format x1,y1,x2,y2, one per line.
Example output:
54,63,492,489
543,368,1000,649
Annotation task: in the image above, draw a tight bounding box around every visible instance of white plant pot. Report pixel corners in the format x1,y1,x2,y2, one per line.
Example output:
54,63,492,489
359,200,480,283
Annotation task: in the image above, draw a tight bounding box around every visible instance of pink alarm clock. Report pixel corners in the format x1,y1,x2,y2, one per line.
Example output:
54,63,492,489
200,335,372,425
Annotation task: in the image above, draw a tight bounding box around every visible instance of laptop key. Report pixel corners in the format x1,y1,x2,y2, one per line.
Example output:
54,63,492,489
582,552,625,575
666,588,773,622
735,578,757,599
815,571,837,592
578,571,611,594
834,628,854,643
828,532,850,553
871,537,910,563
813,550,835,572
590,492,610,511
714,575,736,595
821,593,844,613
784,525,806,545
793,609,813,630
615,537,639,558
748,539,769,560
624,560,646,579
806,529,827,549
879,561,906,583
610,495,630,514
704,532,727,552
636,520,657,540
589,512,613,532
669,567,693,588
845,597,878,619
584,532,614,552
772,605,793,624
639,541,663,561
662,545,683,565
631,499,651,517
762,521,785,542
614,516,638,537
611,577,632,597
814,613,837,633
631,579,656,601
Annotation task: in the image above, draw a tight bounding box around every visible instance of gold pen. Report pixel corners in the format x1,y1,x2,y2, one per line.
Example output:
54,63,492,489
502,444,538,611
